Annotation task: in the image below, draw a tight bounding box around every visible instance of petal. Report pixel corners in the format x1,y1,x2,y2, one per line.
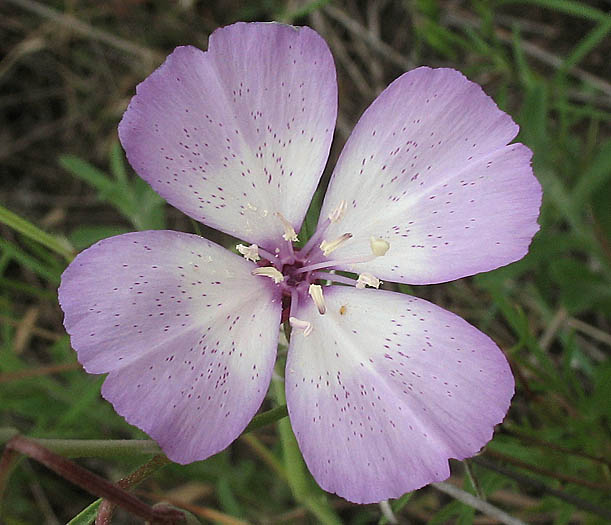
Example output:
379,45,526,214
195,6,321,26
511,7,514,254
59,231,282,463
119,22,337,251
319,67,541,284
286,286,513,503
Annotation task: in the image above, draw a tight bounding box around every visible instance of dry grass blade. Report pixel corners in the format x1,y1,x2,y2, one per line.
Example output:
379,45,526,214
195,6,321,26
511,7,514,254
433,482,527,525
323,4,414,70
5,0,163,67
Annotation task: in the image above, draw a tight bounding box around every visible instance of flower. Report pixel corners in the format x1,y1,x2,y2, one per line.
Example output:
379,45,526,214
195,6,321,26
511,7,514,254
58,22,542,504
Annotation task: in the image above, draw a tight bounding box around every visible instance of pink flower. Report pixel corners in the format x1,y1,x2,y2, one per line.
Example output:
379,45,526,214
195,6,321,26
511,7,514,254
58,22,541,503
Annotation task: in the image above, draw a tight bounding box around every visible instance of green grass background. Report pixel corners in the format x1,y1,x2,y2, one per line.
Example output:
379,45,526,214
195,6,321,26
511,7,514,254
0,0,609,523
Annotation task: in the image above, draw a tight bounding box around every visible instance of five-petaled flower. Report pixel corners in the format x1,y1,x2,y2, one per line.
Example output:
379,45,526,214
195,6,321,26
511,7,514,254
58,22,542,503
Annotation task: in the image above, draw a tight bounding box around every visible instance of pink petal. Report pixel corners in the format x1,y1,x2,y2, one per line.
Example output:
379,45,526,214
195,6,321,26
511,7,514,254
119,22,337,251
59,231,281,463
286,286,513,503
319,67,541,284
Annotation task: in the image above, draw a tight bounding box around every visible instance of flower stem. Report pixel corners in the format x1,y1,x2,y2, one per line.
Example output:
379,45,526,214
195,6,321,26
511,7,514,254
0,405,289,461
272,375,341,525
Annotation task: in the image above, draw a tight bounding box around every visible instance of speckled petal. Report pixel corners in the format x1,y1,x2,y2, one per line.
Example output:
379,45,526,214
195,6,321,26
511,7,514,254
286,286,513,503
119,22,337,251
319,67,541,284
59,231,281,463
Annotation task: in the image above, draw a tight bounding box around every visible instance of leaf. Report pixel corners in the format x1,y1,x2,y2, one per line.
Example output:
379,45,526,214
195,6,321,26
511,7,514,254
69,225,131,250
58,154,133,219
548,257,611,315
573,140,611,207
66,499,100,525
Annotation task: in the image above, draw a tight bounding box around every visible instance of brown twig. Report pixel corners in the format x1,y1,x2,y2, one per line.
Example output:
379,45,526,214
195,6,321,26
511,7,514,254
1,436,184,524
484,448,611,491
95,454,172,525
0,362,81,383
323,4,414,71
506,426,611,467
473,456,611,520
444,8,611,97
138,490,250,525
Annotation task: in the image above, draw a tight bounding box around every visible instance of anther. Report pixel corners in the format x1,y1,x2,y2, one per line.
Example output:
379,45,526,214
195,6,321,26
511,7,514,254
275,212,298,242
289,317,313,336
370,237,390,256
356,272,381,289
328,200,348,223
319,233,352,256
236,243,260,262
308,284,327,314
252,266,284,283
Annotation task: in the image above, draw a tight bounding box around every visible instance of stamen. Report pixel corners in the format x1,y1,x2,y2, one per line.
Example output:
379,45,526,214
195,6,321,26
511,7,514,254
319,233,352,256
236,243,260,262
308,284,327,314
356,272,381,289
252,266,284,283
289,317,313,336
275,212,298,242
370,237,390,256
328,200,347,223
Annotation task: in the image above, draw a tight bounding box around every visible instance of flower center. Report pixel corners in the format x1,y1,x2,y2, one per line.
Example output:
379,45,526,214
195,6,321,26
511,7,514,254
242,202,389,335
281,259,307,288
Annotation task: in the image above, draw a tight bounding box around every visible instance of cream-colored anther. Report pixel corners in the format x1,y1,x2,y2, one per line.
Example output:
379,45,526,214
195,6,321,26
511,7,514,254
275,212,298,242
356,272,381,289
236,243,260,262
328,200,348,223
289,317,313,336
251,266,284,284
319,233,352,256
370,237,390,256
308,284,327,314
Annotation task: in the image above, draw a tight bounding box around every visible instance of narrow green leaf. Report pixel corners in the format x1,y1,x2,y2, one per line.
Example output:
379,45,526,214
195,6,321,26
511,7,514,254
498,0,611,24
66,500,100,525
559,18,611,74
0,205,74,261
0,238,62,284
573,140,611,206
109,141,128,185
59,154,133,219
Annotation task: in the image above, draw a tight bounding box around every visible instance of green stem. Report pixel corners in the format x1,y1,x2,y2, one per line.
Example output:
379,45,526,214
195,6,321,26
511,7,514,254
0,404,289,459
240,434,287,481
244,404,288,433
0,204,74,262
273,378,342,525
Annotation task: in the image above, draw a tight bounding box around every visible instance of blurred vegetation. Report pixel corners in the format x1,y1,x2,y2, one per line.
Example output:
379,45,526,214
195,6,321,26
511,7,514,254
1,0,610,523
